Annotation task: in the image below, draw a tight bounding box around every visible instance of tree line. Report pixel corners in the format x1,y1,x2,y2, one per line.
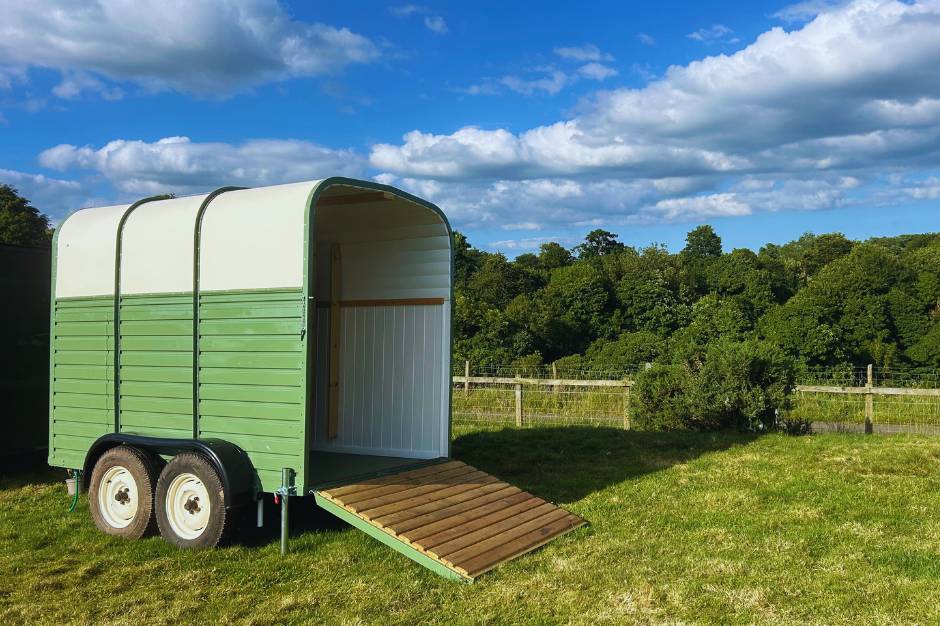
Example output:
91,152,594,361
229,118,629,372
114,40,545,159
454,224,940,431
6,184,939,431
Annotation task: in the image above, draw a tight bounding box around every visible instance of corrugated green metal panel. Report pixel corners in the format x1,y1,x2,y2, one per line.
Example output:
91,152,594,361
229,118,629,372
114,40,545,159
198,287,306,492
49,297,115,468
118,293,193,439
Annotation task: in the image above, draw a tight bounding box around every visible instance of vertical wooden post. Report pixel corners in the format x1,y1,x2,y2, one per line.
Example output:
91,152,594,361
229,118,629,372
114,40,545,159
464,360,470,397
552,361,560,395
623,382,631,430
515,382,523,427
865,363,874,434
328,244,341,439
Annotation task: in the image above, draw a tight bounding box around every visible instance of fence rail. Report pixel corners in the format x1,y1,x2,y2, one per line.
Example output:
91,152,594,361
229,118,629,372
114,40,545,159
453,361,940,434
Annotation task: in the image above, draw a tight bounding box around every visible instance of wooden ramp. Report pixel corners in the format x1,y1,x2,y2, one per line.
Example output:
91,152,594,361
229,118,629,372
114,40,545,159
313,460,585,582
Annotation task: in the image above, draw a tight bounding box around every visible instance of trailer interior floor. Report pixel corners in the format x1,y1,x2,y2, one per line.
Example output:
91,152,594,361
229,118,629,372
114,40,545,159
308,451,437,487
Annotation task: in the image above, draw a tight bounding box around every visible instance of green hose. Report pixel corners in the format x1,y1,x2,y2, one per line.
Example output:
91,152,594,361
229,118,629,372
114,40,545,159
68,469,80,513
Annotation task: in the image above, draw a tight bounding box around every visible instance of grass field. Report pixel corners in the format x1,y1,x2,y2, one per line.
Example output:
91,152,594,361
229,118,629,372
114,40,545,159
2,425,940,625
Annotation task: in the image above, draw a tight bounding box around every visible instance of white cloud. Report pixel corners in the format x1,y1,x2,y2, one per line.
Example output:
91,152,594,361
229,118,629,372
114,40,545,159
650,193,751,219
371,1,940,235
389,4,424,17
686,24,739,44
53,72,124,101
499,71,569,96
637,33,656,46
577,63,617,81
39,136,365,195
488,236,574,251
554,44,614,62
502,222,543,231
424,16,448,34
0,0,379,96
0,168,90,216
773,0,849,22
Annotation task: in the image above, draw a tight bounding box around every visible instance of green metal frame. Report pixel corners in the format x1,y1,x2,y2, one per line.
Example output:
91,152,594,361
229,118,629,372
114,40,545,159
113,195,172,432
300,178,456,491
192,187,246,438
313,493,472,582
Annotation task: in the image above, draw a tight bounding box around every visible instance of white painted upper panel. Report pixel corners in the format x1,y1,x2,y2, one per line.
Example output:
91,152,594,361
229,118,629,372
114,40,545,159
121,194,208,295
199,181,319,292
55,204,130,298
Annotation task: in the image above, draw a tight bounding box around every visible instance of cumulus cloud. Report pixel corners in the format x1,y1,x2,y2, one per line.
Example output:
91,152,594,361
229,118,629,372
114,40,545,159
369,1,940,238
577,63,618,81
554,44,614,62
53,72,124,101
499,71,569,96
389,4,424,17
39,136,365,195
0,168,91,216
637,33,657,46
773,0,849,22
424,16,448,34
686,24,738,44
0,0,379,96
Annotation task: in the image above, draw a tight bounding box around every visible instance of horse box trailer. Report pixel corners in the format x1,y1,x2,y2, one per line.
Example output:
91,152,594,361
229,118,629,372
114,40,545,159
49,178,583,581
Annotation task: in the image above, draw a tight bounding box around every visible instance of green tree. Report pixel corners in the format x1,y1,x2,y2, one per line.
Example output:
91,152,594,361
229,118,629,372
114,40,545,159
538,241,573,269
681,225,722,260
0,185,52,246
574,229,624,259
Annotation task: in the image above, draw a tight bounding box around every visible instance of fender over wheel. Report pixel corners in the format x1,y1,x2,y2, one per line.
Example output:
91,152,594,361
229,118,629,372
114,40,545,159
88,445,158,539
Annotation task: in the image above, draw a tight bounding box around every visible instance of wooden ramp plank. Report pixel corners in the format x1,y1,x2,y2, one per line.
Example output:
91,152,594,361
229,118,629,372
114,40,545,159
315,460,585,581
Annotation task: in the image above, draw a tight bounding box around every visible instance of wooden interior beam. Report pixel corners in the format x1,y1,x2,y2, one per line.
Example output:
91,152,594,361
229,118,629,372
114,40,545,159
328,243,341,439
318,192,393,207
315,297,444,308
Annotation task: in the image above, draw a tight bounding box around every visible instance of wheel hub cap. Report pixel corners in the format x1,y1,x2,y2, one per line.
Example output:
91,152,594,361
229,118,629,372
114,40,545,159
98,465,139,529
166,473,211,540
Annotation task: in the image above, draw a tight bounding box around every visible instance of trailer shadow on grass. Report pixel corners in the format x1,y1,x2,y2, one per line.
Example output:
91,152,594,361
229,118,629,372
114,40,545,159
0,428,760,548
271,426,760,546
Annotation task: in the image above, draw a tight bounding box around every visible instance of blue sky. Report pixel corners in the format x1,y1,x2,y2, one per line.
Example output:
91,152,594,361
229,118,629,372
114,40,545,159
1,0,938,254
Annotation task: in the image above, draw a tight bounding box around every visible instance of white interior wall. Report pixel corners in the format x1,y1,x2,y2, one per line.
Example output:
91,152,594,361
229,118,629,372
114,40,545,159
310,188,451,459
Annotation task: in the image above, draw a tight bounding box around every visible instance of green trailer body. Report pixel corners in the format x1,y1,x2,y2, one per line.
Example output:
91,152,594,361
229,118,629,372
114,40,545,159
48,177,584,579
48,178,454,496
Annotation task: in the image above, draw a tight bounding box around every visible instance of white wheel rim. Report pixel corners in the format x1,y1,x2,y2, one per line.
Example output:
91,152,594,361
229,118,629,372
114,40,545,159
165,473,211,540
98,465,139,529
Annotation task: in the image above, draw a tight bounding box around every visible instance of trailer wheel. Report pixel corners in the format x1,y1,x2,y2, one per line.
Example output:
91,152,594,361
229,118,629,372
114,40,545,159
88,445,158,539
155,452,229,548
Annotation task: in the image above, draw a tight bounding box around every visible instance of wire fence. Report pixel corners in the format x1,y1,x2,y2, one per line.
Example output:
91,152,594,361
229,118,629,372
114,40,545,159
452,380,629,427
450,362,940,434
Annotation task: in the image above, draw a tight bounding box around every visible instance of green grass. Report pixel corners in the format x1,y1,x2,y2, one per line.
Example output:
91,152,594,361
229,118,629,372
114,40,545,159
3,426,940,624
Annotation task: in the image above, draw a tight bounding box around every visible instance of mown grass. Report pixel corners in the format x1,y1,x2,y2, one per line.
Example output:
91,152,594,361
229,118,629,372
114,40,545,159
2,426,940,625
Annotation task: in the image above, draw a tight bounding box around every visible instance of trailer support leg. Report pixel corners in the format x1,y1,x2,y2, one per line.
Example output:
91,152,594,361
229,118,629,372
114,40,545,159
278,467,295,556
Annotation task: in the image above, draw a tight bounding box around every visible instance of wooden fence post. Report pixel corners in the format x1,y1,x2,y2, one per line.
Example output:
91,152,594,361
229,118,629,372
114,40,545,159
865,363,874,434
623,382,631,430
515,382,523,427
464,360,470,397
552,362,559,395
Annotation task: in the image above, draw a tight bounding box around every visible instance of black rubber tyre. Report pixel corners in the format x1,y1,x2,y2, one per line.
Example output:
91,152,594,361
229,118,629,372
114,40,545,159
88,445,158,539
155,452,230,549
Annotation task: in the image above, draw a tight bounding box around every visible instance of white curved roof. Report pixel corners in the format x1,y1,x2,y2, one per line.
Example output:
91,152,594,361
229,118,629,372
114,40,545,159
53,178,449,300
121,193,208,295
199,181,318,292
55,181,321,299
55,203,130,298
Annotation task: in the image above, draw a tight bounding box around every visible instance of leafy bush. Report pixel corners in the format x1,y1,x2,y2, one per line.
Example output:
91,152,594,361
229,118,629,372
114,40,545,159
632,339,796,431
630,364,693,431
